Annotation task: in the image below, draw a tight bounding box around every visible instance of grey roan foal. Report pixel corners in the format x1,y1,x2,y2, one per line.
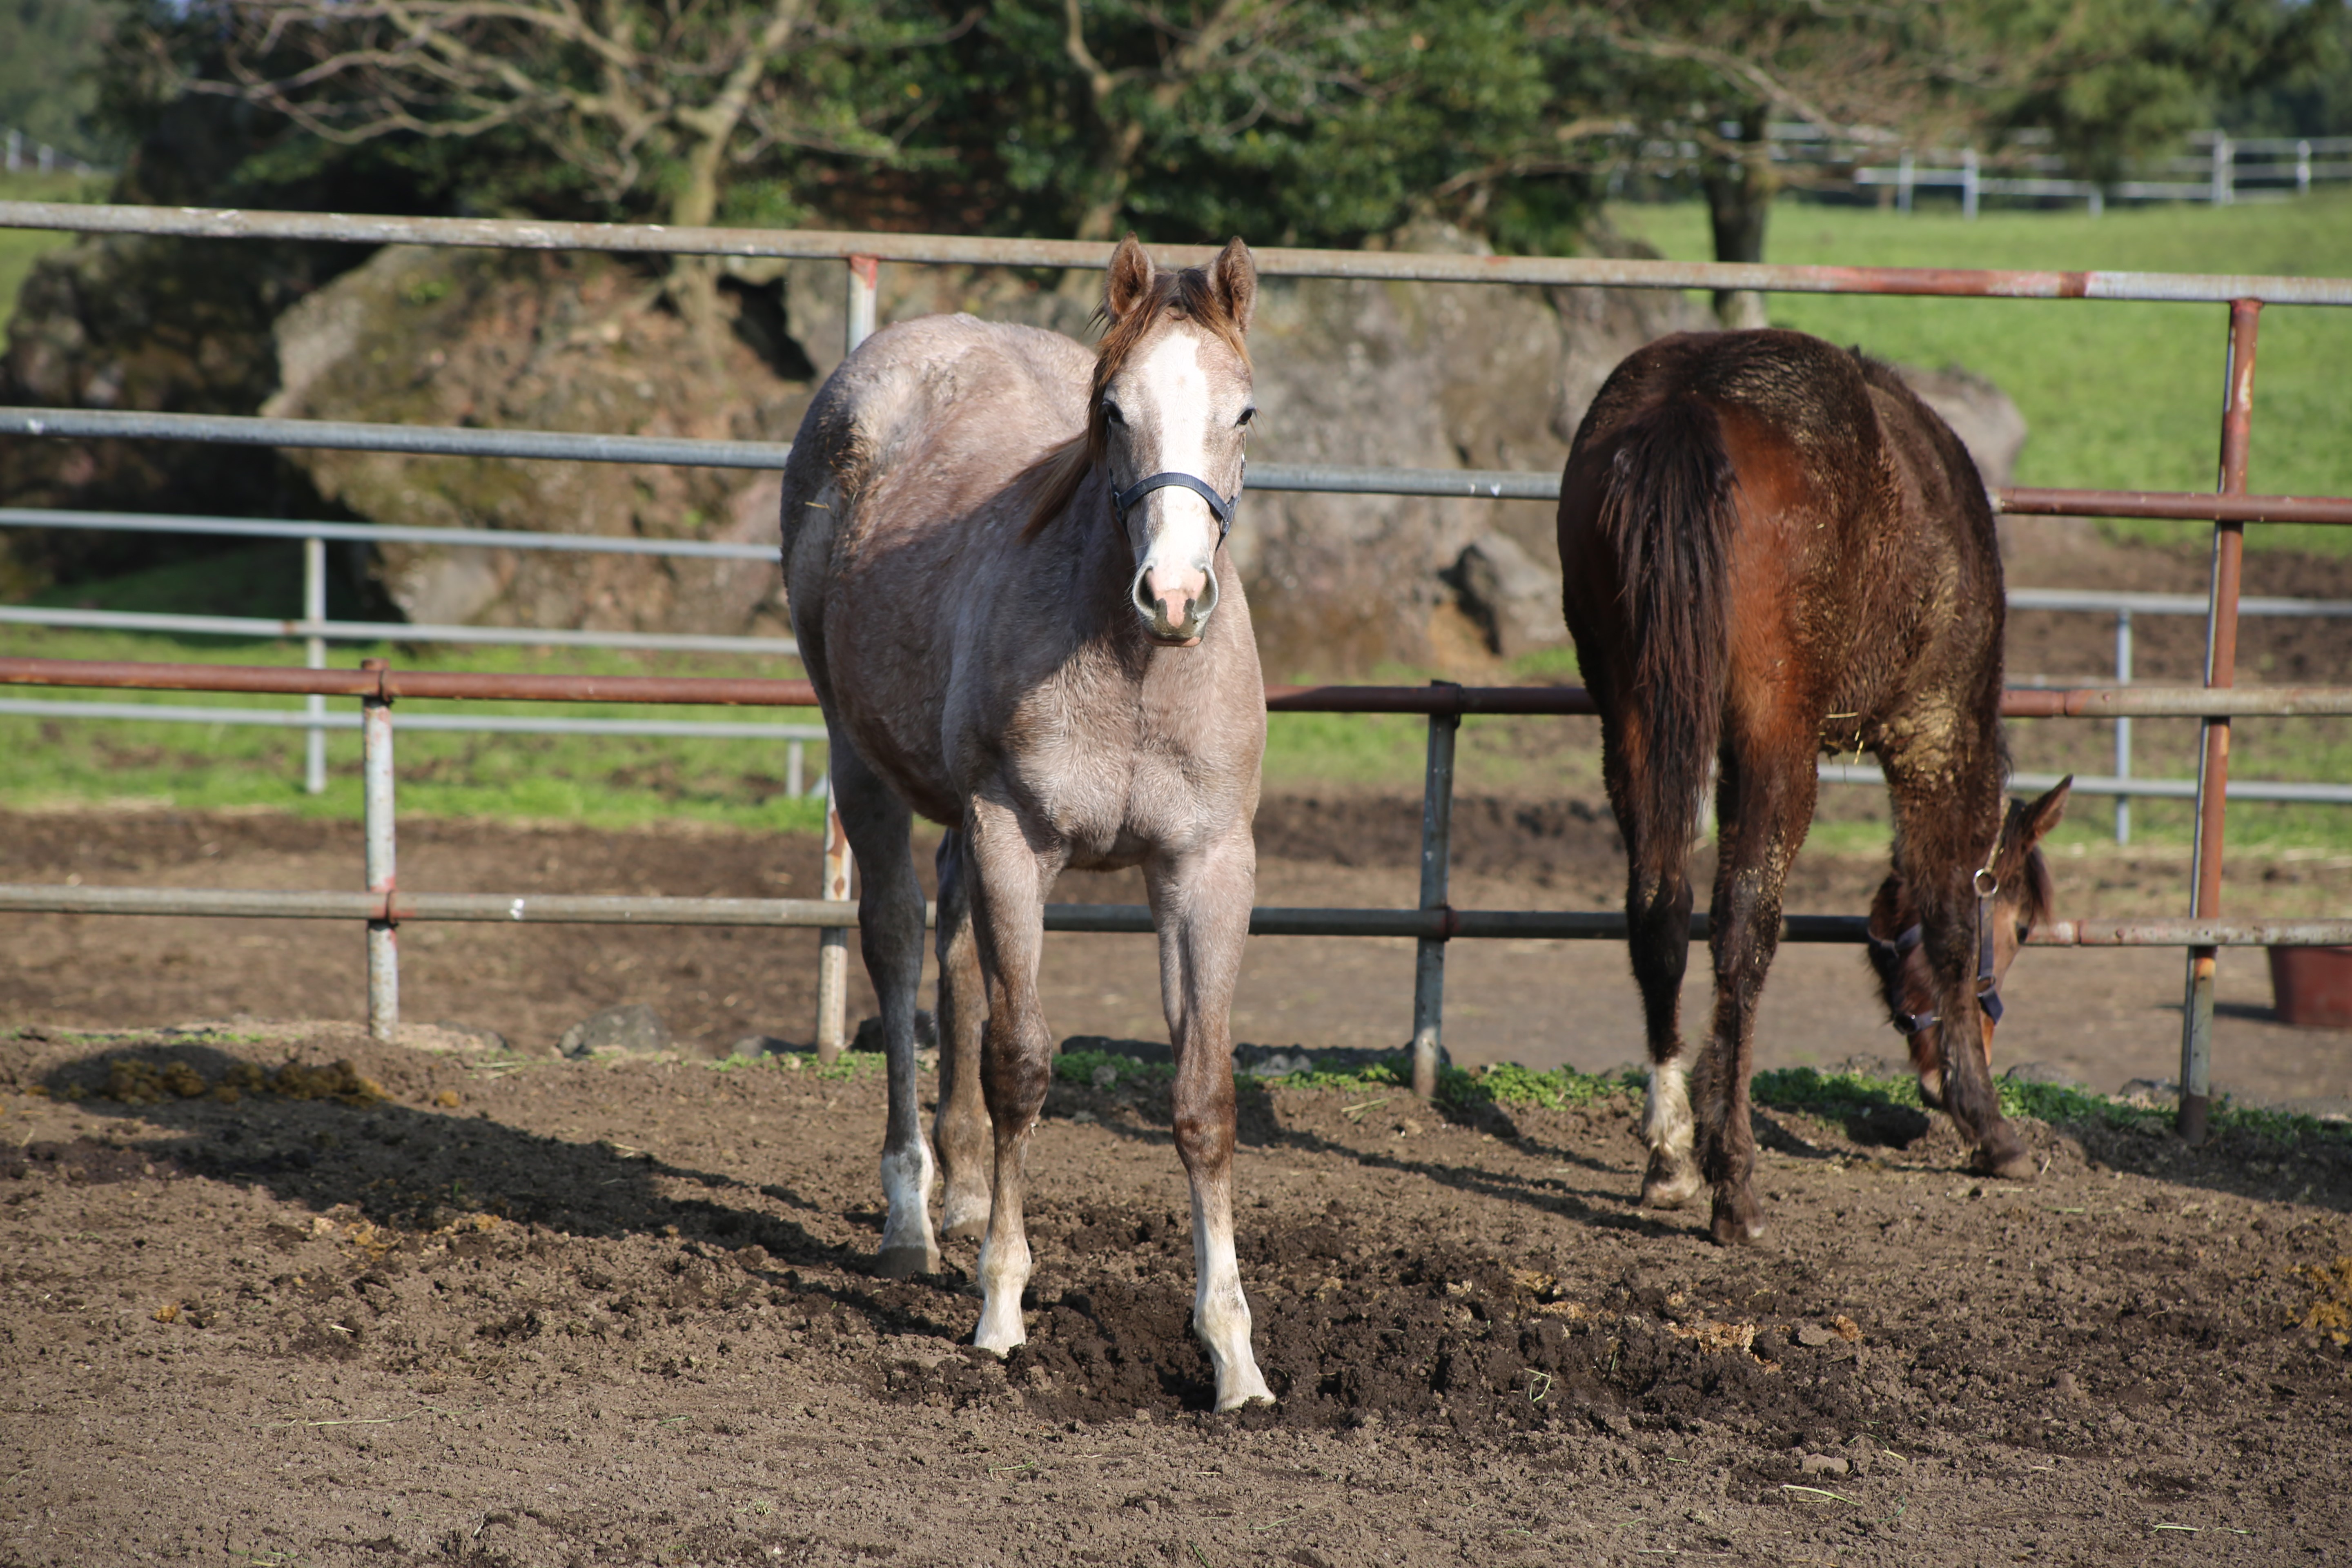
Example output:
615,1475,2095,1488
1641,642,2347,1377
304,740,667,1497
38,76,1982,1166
779,236,1274,1409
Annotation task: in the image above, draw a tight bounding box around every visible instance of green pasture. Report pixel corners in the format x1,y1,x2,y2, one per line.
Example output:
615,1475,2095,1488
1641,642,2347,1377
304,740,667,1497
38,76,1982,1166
1610,192,2352,555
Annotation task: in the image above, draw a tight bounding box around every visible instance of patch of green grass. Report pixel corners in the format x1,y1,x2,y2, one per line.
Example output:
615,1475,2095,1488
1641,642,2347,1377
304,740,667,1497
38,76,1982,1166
1443,1060,1647,1111
1610,192,2352,554
1751,1062,2351,1145
1054,1049,1176,1090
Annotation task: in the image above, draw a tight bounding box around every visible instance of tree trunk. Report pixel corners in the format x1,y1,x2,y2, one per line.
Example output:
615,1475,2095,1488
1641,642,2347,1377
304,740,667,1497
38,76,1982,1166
667,0,809,358
1701,105,1775,330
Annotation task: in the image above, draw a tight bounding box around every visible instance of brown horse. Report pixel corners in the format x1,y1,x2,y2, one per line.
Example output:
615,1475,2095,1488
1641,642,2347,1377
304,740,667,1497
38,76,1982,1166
778,237,1275,1408
1556,328,2071,1245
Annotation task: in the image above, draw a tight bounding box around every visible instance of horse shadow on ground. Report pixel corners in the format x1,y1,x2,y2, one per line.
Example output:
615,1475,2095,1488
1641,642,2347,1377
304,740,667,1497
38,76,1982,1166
9,1040,998,1336
1061,1054,2352,1234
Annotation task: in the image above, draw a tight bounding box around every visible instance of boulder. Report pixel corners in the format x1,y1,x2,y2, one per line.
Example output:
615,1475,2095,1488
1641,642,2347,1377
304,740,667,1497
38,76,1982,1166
1444,532,1567,658
557,1002,671,1058
1895,363,2029,489
262,244,809,637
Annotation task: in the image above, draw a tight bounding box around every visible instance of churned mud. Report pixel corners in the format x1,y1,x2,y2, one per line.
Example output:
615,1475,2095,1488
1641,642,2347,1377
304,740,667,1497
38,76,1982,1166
1,1021,2347,1566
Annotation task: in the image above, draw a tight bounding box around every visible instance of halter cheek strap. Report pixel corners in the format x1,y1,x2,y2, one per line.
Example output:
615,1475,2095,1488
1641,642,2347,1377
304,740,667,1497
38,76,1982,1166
1871,875,2005,1038
1112,470,1240,545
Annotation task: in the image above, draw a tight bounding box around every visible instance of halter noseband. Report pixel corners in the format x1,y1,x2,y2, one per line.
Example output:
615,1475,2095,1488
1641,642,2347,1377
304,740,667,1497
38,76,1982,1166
1869,865,2005,1038
1112,470,1240,545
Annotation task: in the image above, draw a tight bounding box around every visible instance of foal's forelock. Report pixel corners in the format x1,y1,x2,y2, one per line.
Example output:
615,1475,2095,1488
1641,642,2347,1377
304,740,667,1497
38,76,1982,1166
1021,270,1251,541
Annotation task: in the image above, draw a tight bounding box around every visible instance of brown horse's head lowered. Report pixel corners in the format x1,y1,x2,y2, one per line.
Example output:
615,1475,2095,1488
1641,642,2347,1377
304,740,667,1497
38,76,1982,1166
1028,234,1257,645
1869,778,2072,1108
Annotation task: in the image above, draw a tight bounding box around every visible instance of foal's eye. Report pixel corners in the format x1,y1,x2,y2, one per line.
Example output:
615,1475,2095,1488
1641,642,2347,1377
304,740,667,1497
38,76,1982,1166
1237,407,1256,428
1102,402,1125,426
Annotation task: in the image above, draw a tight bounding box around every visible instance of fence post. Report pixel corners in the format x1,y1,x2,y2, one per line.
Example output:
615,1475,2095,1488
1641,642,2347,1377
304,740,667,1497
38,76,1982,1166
815,785,853,1064
1897,149,1914,213
2114,608,2132,845
361,657,398,1044
303,535,327,795
2178,299,2262,1145
1410,683,1461,1100
1962,148,1980,220
813,253,882,1063
2212,133,2234,207
2298,140,2312,197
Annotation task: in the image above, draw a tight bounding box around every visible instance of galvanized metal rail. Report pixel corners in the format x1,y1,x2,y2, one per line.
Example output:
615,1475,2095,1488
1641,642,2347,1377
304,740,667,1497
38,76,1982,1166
9,201,2352,305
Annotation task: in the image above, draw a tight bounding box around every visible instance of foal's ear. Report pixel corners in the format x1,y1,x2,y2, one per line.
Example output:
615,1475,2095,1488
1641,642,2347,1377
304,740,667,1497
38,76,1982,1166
1210,236,1256,334
1105,234,1156,323
2009,775,2073,850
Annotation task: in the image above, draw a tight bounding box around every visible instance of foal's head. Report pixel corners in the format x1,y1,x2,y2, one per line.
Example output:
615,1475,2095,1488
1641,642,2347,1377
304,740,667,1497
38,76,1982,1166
1868,778,2072,1105
1030,233,1257,646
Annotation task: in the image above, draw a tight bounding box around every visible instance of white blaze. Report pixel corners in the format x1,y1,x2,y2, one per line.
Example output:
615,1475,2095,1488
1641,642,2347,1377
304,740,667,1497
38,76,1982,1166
1129,332,1220,633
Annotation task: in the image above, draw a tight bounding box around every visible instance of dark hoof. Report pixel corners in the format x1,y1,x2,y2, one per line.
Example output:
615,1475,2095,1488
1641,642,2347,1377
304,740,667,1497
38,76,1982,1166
875,1243,939,1279
1639,1150,1703,1210
1709,1193,1769,1247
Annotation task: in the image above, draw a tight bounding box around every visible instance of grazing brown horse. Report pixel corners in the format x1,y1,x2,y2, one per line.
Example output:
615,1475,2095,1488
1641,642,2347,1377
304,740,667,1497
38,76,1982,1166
1556,328,2071,1245
778,236,1275,1408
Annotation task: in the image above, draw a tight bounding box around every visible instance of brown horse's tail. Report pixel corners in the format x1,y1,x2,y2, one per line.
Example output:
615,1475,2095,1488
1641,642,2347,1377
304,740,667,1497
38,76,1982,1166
1595,392,1737,856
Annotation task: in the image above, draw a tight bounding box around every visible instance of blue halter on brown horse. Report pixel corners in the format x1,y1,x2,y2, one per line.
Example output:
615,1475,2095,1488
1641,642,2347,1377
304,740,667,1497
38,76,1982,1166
1557,327,2072,1245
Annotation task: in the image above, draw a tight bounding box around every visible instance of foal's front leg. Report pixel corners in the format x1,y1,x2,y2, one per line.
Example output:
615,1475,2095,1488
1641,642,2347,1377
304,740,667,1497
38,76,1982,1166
1149,829,1274,1410
964,797,1060,1355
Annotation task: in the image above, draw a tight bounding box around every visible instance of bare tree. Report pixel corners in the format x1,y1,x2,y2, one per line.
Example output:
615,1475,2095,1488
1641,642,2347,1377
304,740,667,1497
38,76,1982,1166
154,0,949,343
1555,1,2001,325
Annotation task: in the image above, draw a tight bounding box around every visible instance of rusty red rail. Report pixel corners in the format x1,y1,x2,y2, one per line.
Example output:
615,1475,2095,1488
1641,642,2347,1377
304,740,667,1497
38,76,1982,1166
5,658,2350,719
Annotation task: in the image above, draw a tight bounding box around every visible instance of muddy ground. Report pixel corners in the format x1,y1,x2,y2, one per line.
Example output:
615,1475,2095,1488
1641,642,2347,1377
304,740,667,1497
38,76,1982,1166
0,1020,2347,1567
1,799,2350,1564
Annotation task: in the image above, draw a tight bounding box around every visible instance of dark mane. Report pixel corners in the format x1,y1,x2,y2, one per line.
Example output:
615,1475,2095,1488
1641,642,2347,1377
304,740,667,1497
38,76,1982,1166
1020,261,1251,541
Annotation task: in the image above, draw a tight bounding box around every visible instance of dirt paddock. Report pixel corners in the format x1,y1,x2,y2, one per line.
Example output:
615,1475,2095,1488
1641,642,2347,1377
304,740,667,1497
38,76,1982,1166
1,804,2350,1565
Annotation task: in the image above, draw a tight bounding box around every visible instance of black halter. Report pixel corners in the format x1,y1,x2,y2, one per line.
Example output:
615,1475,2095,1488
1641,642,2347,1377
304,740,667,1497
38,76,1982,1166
1868,873,2005,1038
1112,470,1239,544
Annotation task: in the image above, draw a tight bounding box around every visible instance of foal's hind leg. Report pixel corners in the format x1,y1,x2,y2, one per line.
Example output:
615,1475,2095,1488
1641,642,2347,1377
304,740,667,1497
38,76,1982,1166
1148,827,1274,1411
828,744,938,1278
932,830,992,1240
1693,728,1817,1245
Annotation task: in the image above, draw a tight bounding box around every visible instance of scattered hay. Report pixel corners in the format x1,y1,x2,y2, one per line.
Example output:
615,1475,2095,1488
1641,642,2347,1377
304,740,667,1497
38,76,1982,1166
2296,1256,2352,1347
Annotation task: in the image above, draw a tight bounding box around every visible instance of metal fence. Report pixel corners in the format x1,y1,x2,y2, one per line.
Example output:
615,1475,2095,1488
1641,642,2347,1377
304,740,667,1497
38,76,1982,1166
10,504,2352,831
2,200,2350,1131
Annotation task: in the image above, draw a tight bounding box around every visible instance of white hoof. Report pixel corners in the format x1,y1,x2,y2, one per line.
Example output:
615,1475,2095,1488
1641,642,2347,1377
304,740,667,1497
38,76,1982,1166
973,1297,1026,1356
1214,1363,1276,1412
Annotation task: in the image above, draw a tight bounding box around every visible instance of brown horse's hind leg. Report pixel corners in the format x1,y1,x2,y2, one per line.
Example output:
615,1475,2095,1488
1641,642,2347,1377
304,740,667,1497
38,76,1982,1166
1629,864,1701,1208
829,746,938,1278
931,830,992,1241
1694,731,1817,1246
965,796,1060,1356
1148,827,1273,1410
1606,728,1703,1209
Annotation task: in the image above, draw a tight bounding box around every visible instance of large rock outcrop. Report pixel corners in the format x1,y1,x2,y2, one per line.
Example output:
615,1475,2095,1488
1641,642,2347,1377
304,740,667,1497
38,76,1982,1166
263,245,808,637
